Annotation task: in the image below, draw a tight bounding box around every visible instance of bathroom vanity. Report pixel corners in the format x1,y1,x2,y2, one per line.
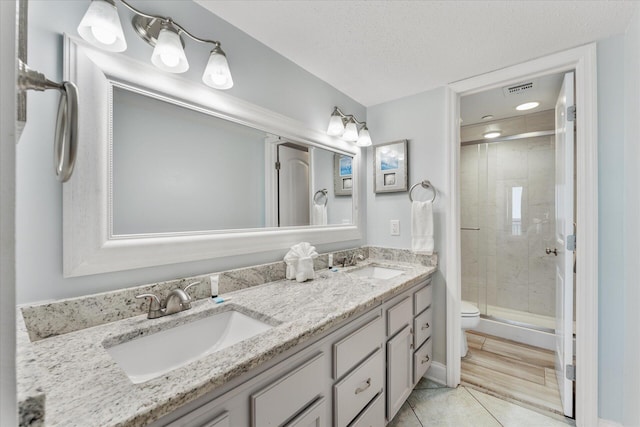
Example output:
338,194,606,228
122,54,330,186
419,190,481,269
17,249,436,426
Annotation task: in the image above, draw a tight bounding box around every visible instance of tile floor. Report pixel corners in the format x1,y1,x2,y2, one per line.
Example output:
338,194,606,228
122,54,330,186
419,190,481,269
389,378,575,427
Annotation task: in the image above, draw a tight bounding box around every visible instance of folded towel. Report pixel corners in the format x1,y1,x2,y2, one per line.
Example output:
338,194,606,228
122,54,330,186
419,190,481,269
311,204,327,226
284,242,319,281
411,200,434,254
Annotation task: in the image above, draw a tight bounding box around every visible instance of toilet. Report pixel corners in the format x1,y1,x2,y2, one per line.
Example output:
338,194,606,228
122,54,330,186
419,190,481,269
461,300,481,357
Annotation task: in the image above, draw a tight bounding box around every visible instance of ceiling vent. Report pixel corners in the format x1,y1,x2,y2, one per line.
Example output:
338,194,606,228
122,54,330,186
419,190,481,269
502,80,536,97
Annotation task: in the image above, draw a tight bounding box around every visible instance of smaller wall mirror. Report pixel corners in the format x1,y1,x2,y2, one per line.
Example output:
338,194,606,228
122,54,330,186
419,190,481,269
63,36,361,277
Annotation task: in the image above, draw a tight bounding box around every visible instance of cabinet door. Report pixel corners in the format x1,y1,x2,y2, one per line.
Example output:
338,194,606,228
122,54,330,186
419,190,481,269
285,397,327,427
386,325,413,421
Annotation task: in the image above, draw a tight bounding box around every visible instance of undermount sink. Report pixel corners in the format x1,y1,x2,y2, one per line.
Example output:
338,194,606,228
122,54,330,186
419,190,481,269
348,265,405,280
106,308,273,384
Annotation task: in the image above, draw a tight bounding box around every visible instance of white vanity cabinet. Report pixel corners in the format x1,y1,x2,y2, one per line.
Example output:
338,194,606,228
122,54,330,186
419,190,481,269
155,277,434,427
383,278,433,422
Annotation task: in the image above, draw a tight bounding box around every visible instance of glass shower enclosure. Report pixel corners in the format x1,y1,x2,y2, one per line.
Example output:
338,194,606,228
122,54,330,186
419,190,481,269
460,134,557,331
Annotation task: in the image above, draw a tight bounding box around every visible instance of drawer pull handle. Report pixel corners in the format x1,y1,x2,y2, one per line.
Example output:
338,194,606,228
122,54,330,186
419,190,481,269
355,378,371,394
422,322,430,330
421,355,430,364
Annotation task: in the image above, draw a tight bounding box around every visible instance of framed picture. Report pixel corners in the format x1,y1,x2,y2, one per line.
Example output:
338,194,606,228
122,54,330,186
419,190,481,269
334,154,353,196
374,139,408,193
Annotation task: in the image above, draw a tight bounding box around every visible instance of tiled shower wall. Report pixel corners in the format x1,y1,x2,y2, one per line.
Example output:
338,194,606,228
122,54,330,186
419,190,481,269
460,135,556,317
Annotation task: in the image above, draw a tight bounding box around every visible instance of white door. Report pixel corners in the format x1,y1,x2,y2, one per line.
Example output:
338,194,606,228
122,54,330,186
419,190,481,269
278,144,310,227
554,71,575,418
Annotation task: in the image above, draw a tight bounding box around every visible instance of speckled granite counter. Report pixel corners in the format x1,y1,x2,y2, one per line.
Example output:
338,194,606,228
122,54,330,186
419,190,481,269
17,249,436,427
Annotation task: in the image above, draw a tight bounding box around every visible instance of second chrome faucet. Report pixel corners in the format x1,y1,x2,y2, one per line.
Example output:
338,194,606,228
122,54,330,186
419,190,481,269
136,281,200,319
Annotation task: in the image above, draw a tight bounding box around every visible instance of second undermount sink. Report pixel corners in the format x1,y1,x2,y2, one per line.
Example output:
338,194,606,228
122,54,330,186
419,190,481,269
106,308,273,384
348,265,405,280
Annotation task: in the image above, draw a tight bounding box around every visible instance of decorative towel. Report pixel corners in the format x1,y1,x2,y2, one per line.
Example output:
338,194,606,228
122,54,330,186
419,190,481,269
283,242,319,281
311,204,328,226
411,200,434,254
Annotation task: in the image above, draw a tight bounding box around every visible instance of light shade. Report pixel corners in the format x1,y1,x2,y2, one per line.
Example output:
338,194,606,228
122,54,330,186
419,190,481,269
356,126,372,147
327,110,345,136
343,119,359,142
77,0,127,52
202,45,234,90
151,26,189,73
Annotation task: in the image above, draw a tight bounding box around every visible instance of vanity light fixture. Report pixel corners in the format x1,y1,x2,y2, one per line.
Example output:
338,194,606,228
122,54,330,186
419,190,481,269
326,107,372,147
483,131,502,139
515,101,540,111
77,0,234,88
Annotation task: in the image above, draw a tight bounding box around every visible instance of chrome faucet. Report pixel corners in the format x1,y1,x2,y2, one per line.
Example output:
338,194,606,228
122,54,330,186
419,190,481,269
136,281,200,319
337,253,365,267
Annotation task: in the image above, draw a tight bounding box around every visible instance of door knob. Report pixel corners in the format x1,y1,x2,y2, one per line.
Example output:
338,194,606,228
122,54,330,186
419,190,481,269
546,248,558,256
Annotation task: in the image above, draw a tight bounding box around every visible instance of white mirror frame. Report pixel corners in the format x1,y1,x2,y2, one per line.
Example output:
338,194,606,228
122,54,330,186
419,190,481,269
62,35,361,277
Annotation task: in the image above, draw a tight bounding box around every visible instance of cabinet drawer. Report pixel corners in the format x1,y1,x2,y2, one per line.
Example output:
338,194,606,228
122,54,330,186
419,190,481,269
334,348,384,427
348,391,384,427
414,282,432,315
413,337,433,385
413,306,433,349
251,353,324,427
285,397,326,427
387,297,412,337
334,313,383,379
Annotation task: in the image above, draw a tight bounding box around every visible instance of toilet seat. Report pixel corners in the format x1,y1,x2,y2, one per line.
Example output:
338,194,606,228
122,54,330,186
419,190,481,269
461,301,480,317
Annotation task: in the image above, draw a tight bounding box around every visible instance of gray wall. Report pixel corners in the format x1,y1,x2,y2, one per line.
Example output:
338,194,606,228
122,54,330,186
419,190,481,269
17,0,365,303
597,35,626,422
365,88,448,365
623,6,640,426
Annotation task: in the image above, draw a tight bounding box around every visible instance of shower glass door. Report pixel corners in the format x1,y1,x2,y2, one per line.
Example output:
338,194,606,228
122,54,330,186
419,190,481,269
461,135,557,331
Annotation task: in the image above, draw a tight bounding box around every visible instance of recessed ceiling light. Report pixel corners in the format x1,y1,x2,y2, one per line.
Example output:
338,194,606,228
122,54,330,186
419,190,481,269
516,101,540,111
483,131,501,139
481,115,494,120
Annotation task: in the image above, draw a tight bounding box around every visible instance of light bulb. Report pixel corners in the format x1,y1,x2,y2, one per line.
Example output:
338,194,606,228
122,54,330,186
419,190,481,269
202,45,234,90
357,127,372,147
77,0,127,52
91,25,117,45
151,26,189,73
483,131,502,139
516,101,540,111
343,120,359,142
161,52,180,67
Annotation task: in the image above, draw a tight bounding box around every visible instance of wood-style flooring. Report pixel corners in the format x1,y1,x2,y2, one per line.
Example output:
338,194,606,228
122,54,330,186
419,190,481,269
461,331,564,416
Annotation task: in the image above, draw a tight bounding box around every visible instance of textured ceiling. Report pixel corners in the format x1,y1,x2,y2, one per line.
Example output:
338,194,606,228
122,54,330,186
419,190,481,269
196,1,636,107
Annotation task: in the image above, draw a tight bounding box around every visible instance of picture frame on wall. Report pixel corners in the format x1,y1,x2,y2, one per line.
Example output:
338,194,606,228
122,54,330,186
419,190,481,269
374,139,408,193
334,154,353,196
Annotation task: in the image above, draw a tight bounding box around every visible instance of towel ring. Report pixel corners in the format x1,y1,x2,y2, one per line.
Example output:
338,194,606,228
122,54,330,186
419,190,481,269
409,180,437,203
313,189,328,206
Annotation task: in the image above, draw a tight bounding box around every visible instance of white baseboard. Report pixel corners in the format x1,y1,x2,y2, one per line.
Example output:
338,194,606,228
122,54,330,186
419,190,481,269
598,418,623,427
425,361,447,386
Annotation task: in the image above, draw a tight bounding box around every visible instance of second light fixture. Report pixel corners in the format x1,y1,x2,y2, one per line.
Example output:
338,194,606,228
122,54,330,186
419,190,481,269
327,107,372,147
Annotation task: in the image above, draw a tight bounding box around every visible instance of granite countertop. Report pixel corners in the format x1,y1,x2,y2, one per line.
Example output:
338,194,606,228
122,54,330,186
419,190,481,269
20,258,435,427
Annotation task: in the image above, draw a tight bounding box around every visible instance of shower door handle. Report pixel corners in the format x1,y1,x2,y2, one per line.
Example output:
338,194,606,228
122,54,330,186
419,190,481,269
545,248,558,256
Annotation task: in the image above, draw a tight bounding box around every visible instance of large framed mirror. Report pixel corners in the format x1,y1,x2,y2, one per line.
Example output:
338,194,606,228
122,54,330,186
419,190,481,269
63,35,361,277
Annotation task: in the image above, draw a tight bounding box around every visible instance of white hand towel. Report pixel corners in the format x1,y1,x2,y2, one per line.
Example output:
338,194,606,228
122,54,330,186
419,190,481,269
311,204,327,226
411,200,434,254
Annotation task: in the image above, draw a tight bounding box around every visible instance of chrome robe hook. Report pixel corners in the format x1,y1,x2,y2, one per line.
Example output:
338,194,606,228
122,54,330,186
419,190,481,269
17,59,79,183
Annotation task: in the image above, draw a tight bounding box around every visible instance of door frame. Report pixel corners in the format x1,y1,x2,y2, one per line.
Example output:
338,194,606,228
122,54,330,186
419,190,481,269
444,44,598,426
